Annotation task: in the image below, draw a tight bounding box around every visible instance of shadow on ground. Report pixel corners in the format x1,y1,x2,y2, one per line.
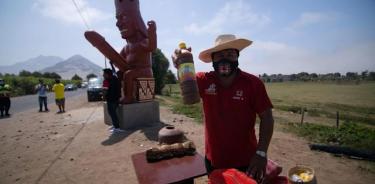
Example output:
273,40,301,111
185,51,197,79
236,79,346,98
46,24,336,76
101,121,170,146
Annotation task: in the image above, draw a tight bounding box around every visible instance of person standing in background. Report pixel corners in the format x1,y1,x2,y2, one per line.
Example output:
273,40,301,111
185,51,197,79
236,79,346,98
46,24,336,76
35,79,49,112
0,78,11,117
102,69,123,133
52,79,65,113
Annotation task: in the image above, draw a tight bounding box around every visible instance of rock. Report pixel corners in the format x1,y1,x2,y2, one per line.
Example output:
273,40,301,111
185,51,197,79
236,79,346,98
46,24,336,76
70,158,74,161
17,130,22,133
40,121,44,123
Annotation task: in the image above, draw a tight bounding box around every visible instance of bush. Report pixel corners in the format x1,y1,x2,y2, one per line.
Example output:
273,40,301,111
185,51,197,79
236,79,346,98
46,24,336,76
286,122,375,152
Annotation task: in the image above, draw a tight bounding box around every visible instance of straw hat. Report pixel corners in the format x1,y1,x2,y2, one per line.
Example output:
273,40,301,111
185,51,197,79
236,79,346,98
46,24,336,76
199,34,252,63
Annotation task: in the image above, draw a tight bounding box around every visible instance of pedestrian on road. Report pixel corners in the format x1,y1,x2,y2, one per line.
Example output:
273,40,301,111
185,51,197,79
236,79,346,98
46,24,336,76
172,34,274,183
52,79,65,113
102,68,123,133
35,79,49,112
0,78,11,117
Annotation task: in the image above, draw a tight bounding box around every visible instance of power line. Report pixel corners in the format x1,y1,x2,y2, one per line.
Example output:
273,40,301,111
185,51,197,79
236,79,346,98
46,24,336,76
71,0,90,30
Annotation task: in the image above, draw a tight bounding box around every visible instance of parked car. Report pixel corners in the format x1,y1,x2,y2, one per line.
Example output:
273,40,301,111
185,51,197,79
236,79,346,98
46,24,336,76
81,81,88,88
87,78,103,102
65,83,77,91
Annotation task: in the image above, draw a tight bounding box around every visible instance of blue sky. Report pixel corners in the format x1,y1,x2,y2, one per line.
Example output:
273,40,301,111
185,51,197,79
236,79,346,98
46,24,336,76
0,0,374,75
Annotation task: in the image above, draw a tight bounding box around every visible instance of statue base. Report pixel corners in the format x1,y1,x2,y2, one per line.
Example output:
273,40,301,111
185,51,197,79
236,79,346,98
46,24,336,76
104,101,160,130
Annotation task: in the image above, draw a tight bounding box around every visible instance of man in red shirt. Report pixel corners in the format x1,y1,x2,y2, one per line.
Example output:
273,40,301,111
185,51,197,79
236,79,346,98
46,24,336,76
173,34,274,183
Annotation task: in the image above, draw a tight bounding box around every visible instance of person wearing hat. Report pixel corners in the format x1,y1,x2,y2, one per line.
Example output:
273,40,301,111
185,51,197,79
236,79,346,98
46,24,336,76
172,34,274,183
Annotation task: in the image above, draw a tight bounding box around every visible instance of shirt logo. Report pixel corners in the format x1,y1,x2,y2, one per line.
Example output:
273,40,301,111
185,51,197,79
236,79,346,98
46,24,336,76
205,83,217,95
233,90,244,100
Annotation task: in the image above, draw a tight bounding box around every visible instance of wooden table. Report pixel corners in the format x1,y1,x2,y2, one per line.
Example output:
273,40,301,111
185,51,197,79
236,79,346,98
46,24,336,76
131,152,207,184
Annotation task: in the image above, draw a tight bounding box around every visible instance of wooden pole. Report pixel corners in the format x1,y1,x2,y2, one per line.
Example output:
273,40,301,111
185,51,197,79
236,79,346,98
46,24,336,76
300,107,305,125
336,111,339,128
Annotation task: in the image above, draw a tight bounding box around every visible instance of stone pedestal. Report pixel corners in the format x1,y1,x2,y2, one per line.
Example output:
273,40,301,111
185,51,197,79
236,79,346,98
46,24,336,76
104,101,160,130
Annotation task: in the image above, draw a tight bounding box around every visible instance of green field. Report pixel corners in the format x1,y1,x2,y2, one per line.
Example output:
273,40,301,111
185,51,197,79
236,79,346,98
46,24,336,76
158,81,375,152
266,81,375,126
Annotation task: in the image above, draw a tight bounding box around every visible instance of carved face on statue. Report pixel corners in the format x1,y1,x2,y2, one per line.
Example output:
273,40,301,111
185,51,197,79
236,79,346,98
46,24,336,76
114,0,148,40
116,13,136,39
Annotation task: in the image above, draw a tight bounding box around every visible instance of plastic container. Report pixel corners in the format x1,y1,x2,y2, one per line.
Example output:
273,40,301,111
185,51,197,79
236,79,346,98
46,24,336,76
288,166,317,184
176,42,200,105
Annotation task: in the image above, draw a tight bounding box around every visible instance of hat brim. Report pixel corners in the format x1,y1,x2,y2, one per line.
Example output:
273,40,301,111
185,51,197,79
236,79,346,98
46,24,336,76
198,39,252,63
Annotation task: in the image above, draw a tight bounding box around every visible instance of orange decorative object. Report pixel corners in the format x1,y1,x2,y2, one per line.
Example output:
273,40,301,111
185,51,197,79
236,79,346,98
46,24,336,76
84,0,157,104
208,169,257,184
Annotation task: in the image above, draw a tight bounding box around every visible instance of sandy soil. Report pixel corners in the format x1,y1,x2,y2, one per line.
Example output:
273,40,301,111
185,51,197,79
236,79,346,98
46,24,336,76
0,95,373,184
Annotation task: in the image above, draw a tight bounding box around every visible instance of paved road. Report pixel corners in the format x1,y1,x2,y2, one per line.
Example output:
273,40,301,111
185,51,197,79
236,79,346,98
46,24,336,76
9,89,87,114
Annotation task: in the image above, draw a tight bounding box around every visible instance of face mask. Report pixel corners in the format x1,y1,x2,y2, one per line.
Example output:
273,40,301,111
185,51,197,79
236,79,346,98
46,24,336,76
212,59,239,77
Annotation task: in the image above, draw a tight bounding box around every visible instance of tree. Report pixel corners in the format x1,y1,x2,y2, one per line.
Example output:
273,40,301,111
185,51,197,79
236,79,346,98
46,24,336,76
86,73,98,80
164,70,177,84
346,72,358,80
43,72,61,79
152,48,170,94
361,70,368,80
32,71,43,78
72,74,82,81
333,72,341,80
368,72,375,81
19,70,32,77
290,74,297,81
310,73,318,79
296,72,309,81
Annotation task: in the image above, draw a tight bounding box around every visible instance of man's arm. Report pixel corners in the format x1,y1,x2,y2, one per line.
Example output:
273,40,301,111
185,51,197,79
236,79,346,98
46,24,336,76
247,108,274,182
257,108,274,152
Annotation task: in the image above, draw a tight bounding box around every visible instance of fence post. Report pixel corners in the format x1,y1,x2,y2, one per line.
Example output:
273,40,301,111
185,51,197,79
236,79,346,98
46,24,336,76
300,107,305,125
336,111,339,128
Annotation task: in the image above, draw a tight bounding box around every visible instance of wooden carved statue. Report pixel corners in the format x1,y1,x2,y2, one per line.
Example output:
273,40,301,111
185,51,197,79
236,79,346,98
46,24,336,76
84,0,157,104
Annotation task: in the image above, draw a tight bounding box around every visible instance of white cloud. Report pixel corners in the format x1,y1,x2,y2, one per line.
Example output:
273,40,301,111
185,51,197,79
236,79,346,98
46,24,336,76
184,0,270,35
286,12,337,32
33,0,111,27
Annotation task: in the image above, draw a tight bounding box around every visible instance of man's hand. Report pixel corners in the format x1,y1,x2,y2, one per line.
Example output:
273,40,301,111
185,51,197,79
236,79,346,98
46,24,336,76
247,154,267,183
171,47,192,69
171,48,181,69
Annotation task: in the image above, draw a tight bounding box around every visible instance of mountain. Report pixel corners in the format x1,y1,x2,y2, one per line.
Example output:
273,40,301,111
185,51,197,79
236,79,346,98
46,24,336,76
41,55,103,79
0,55,63,74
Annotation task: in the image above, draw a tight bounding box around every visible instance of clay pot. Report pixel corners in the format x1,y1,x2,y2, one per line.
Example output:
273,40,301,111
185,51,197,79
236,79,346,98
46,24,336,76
158,126,184,144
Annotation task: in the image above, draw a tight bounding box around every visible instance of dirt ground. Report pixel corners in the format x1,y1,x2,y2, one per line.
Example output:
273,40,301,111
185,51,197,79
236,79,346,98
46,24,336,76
0,95,374,184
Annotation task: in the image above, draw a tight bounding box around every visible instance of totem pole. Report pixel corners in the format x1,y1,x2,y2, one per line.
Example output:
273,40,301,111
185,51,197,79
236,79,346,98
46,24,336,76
84,0,157,104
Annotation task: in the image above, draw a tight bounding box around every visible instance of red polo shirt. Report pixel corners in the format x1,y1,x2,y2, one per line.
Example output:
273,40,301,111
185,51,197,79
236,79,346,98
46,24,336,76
196,69,273,169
